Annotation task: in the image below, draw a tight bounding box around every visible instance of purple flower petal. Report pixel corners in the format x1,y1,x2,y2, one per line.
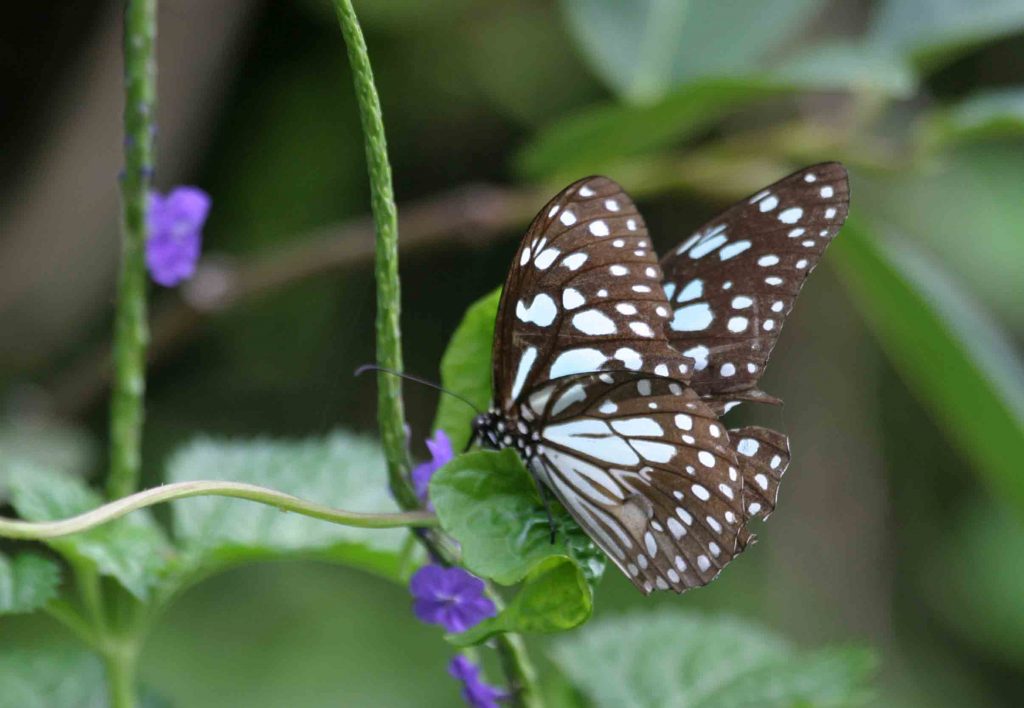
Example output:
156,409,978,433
145,186,211,287
448,656,507,708
409,564,496,633
411,429,455,503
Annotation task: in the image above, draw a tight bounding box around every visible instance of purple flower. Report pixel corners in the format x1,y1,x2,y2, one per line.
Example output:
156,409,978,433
411,429,453,503
449,656,507,708
410,564,496,633
145,186,210,287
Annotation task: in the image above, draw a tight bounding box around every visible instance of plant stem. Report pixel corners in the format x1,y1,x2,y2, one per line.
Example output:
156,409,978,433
331,0,417,510
102,638,140,708
44,599,101,649
0,480,438,540
495,632,541,708
108,0,157,500
329,4,543,704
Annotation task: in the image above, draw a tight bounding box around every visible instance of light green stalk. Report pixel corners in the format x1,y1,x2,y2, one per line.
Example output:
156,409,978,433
108,0,157,501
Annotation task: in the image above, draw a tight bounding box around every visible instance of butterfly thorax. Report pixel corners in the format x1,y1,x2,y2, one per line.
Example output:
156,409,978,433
471,409,541,461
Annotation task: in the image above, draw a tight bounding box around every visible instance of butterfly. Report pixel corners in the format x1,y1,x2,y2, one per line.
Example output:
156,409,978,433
470,163,849,594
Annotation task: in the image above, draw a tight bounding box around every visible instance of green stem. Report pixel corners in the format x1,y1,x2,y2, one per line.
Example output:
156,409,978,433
331,0,416,510
101,638,140,708
44,599,101,649
0,480,437,540
329,4,542,705
108,0,157,500
495,632,541,708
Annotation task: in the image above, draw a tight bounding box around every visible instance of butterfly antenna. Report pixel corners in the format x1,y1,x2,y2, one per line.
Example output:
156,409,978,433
354,365,483,415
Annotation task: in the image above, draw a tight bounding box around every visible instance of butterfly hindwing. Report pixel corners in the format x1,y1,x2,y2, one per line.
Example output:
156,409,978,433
525,372,747,594
731,425,790,520
659,162,849,399
493,177,693,408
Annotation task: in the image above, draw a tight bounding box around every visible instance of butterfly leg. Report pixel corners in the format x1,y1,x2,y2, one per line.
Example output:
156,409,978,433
525,457,558,543
537,481,558,544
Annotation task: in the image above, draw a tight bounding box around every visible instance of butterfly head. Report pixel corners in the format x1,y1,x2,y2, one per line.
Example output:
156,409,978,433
470,408,540,459
471,410,502,450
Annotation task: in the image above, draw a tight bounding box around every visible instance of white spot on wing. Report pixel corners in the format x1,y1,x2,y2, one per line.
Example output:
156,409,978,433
516,293,557,326
562,288,585,310
737,438,759,456
682,345,710,371
562,253,588,270
572,309,616,335
778,207,803,224
670,303,713,331
543,420,639,466
510,346,537,400
614,347,642,370
719,240,751,260
534,248,560,269
550,348,607,378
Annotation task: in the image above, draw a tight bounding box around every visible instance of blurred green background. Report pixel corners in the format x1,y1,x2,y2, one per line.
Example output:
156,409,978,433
1,0,1023,705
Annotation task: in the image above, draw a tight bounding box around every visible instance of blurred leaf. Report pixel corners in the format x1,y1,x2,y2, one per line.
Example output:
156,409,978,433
772,42,917,98
924,499,1024,669
448,557,591,647
517,78,781,181
869,0,1024,68
0,645,107,708
920,88,1024,147
168,431,409,583
552,609,877,707
433,288,500,452
834,219,1024,512
7,466,171,601
0,421,95,501
0,552,60,616
430,449,606,588
854,147,1024,329
518,61,914,181
561,0,823,103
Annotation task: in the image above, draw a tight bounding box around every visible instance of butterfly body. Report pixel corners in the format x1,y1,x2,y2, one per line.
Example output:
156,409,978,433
475,164,849,594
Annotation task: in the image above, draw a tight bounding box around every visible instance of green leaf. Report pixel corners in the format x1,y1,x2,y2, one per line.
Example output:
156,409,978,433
0,645,107,707
920,88,1024,148
6,466,171,601
771,42,917,98
167,431,410,582
869,0,1024,68
433,287,500,452
517,77,782,181
551,609,877,707
562,0,824,103
0,421,95,501
429,449,606,587
854,147,1024,329
833,219,1024,512
448,557,592,647
0,552,61,616
517,60,913,182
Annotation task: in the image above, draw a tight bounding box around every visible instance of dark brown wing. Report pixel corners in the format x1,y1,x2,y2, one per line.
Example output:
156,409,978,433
659,163,849,400
526,372,749,594
493,177,693,412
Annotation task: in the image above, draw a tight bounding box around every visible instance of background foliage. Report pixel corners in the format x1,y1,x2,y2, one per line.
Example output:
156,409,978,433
0,0,1022,705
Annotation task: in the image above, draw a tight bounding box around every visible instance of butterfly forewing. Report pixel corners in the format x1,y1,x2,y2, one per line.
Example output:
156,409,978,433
526,372,747,594
659,163,849,398
493,177,693,410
